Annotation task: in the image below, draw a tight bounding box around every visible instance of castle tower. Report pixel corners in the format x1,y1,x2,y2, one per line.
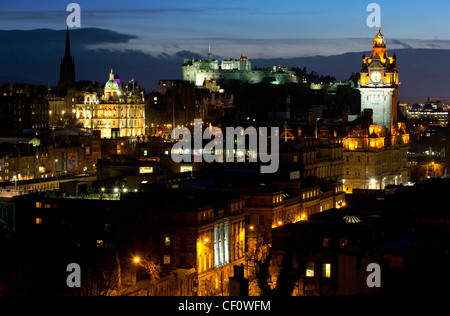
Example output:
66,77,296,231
359,28,399,132
59,27,76,87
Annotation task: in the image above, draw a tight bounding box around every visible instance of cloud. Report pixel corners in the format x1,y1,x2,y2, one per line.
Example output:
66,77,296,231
2,28,450,97
390,39,413,49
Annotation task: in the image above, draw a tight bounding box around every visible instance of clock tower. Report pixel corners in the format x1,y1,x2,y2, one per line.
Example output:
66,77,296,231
359,28,399,132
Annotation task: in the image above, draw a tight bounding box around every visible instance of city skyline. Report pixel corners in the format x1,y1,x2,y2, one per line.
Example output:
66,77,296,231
1,1,450,300
3,1,450,98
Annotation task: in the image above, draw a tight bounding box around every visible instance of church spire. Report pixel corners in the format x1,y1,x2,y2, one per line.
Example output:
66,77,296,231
64,26,72,59
59,27,76,88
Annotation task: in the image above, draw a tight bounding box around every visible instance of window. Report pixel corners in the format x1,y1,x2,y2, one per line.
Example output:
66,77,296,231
139,167,153,174
96,240,104,247
36,202,42,208
306,262,314,277
339,239,348,248
164,235,171,246
258,198,264,204
164,255,171,265
180,166,193,173
259,216,264,226
214,224,229,268
322,263,331,278
323,238,331,248
36,217,43,225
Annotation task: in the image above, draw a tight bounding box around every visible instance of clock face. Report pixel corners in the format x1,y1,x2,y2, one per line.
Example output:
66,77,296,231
371,71,382,83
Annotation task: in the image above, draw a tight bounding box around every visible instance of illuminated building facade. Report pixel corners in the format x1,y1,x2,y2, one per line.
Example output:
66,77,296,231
342,29,409,193
359,28,399,132
343,115,409,193
75,69,145,139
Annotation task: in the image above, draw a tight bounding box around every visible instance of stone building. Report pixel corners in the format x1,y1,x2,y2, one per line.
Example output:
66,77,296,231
182,53,297,87
343,29,409,193
343,110,409,193
76,69,145,139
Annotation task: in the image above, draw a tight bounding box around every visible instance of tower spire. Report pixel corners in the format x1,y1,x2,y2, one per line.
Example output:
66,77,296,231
65,26,71,58
59,27,76,88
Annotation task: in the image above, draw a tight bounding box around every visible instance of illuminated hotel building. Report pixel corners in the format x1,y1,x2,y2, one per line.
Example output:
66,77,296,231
343,121,409,193
75,69,145,139
343,29,410,193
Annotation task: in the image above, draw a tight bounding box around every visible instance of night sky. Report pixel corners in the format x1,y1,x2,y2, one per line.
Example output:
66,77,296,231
2,1,450,97
2,0,450,58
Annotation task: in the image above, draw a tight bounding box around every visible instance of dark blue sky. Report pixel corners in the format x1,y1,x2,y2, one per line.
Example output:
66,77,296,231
2,0,450,58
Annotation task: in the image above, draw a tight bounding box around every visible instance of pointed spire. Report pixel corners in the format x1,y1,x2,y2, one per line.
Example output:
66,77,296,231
59,26,76,88
65,26,72,59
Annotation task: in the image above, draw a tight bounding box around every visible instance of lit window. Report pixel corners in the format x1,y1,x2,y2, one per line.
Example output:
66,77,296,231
214,224,229,268
340,239,348,248
322,263,331,278
97,240,104,247
164,235,171,246
323,238,331,248
36,218,43,225
164,255,171,264
36,202,42,208
139,167,153,174
306,262,314,277
180,166,193,173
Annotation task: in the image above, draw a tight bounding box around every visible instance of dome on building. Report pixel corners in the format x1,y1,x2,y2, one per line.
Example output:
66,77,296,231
105,80,119,90
373,28,386,48
105,69,119,89
104,69,120,100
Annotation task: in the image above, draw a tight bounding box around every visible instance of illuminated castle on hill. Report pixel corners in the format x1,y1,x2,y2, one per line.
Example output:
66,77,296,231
182,51,298,87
